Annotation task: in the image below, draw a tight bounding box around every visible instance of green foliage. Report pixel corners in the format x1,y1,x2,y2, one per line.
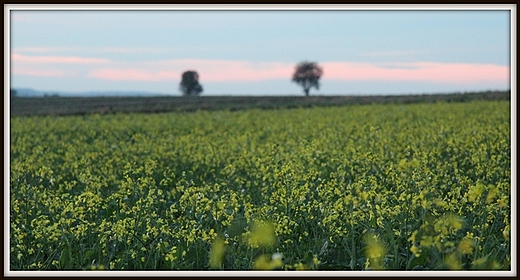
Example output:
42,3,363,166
292,61,323,96
180,70,203,96
9,100,510,270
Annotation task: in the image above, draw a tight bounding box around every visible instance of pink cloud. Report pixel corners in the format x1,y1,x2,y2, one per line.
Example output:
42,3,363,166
322,62,510,84
179,60,293,82
11,53,110,64
89,69,176,81
11,52,509,87
88,60,509,85
89,60,294,82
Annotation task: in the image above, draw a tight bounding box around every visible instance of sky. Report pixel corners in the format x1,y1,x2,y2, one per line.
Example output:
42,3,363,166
7,5,513,96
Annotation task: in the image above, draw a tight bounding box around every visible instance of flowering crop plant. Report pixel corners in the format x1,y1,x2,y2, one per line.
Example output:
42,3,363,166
9,100,511,271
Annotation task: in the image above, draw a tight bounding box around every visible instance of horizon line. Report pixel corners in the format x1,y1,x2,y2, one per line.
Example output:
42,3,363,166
10,87,511,97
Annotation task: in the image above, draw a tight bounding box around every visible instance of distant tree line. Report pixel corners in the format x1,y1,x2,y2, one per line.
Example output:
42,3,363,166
179,61,323,97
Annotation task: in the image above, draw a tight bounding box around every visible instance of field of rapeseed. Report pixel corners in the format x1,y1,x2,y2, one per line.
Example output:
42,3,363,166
9,100,511,271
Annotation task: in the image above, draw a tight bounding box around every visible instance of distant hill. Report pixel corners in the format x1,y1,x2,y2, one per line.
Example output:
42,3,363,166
12,88,46,97
11,88,170,98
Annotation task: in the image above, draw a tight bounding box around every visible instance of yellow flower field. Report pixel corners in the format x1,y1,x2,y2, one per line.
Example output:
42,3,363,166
9,100,511,270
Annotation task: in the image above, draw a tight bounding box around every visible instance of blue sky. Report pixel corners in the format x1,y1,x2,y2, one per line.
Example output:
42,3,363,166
8,6,512,96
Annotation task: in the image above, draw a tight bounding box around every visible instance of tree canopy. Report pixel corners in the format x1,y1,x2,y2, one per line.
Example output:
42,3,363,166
292,61,323,96
180,71,203,96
